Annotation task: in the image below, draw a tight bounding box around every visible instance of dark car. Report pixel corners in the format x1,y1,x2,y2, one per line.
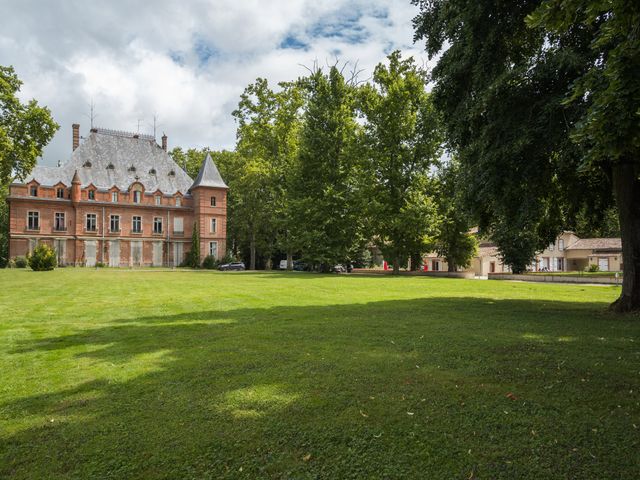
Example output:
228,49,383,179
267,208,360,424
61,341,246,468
293,261,308,271
218,262,246,271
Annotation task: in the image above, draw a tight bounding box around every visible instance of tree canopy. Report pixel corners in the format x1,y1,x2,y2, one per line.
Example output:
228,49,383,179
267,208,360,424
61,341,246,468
413,0,640,310
0,65,58,266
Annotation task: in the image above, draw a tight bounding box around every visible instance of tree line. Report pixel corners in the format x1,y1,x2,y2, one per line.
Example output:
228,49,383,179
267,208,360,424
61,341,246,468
170,52,478,275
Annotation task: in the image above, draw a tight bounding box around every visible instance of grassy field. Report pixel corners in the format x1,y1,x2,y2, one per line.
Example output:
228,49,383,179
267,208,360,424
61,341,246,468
1,269,638,479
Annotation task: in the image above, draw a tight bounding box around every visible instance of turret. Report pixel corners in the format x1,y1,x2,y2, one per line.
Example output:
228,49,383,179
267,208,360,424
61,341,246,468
189,154,228,261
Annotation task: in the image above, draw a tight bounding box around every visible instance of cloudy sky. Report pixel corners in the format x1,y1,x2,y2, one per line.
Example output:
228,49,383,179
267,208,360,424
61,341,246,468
2,0,428,166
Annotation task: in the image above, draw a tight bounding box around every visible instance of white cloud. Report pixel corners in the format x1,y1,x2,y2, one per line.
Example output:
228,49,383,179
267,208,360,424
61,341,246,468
0,0,429,166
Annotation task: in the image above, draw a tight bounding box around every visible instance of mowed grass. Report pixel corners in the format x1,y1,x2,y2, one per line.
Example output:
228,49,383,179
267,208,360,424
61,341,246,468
0,270,638,479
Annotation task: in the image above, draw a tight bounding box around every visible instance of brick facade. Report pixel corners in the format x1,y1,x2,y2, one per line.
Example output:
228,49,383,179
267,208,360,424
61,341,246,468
8,126,228,267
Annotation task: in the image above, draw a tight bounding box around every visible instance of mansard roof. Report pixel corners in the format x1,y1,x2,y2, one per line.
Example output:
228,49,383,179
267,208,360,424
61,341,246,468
190,153,228,189
26,128,193,195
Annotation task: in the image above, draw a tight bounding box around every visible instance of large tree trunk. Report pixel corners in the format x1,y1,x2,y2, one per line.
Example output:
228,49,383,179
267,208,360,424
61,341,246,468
611,162,640,312
250,230,256,271
448,261,457,273
286,251,293,270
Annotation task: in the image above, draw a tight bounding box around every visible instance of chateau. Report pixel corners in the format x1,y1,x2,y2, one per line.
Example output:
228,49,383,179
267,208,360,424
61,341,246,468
7,124,227,267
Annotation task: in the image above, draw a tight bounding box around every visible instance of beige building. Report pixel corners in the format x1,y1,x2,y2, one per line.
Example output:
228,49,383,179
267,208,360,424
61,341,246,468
563,237,623,272
423,231,622,275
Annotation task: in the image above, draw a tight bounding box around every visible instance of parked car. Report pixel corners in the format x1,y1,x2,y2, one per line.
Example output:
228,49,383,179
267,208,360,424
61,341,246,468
293,261,308,271
333,264,347,273
218,262,246,271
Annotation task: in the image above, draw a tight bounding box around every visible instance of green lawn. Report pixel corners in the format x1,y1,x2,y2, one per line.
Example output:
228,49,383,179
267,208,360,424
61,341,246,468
1,269,638,479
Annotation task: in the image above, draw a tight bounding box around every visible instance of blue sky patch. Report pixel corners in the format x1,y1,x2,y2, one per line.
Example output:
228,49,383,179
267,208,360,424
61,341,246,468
280,35,309,50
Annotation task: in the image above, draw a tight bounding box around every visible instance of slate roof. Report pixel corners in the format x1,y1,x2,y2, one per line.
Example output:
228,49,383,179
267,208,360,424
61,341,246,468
190,153,228,189
24,128,194,195
566,238,622,251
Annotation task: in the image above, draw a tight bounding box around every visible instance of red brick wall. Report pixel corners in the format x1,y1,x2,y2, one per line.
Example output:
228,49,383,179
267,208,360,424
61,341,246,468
7,182,215,267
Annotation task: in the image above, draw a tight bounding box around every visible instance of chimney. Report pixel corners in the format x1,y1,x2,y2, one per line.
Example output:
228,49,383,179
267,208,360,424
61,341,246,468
72,123,80,151
71,169,81,205
161,133,167,151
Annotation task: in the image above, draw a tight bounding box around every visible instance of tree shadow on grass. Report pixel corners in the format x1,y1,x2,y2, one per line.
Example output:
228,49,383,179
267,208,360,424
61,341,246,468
2,297,639,479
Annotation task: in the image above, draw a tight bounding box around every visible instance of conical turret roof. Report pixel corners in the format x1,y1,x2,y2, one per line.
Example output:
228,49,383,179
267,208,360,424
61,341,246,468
190,153,228,189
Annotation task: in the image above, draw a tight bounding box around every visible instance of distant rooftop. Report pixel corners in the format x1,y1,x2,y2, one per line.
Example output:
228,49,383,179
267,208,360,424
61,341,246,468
566,238,622,251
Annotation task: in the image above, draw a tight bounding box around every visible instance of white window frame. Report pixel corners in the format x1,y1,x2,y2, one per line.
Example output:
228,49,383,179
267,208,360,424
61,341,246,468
112,191,118,202
209,241,218,257
54,212,66,231
153,217,163,234
558,239,564,251
27,211,40,230
173,217,184,234
86,213,97,232
88,189,96,201
110,214,120,232
175,196,182,207
133,190,141,204
210,218,217,233
132,215,142,233
155,195,161,206
56,187,65,199
210,196,216,207
29,185,38,197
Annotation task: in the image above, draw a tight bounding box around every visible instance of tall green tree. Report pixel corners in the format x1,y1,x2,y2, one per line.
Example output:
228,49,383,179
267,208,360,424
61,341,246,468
360,51,443,274
291,66,365,271
0,65,58,266
527,1,640,310
412,1,595,268
414,0,640,310
433,161,478,272
232,79,303,269
187,221,200,268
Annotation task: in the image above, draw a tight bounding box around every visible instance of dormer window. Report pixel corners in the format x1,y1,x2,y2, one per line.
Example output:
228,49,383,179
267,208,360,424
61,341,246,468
149,168,156,175
155,195,161,206
168,170,175,177
175,196,181,207
133,191,141,203
30,185,38,197
128,165,136,173
112,191,118,202
107,163,115,170
88,190,95,200
56,187,65,199
83,161,92,168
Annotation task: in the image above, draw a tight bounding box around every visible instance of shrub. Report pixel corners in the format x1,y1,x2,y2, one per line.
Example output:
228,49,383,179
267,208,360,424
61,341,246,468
587,264,600,272
202,255,218,269
28,244,56,271
95,262,106,268
14,256,28,268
